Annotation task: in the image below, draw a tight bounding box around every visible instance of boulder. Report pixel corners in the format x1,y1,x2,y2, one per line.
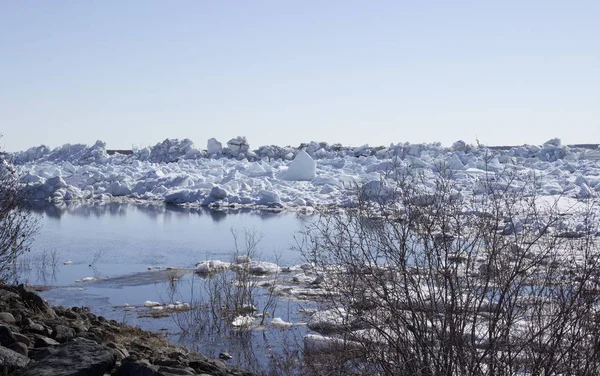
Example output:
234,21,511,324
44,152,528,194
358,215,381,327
0,312,16,324
158,365,196,375
113,360,160,376
0,345,31,373
17,284,53,314
13,332,31,347
19,338,117,376
51,324,76,343
9,341,28,356
0,325,16,347
34,334,60,347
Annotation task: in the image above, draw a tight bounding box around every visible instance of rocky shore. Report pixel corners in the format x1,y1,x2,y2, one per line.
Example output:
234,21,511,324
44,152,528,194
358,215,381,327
0,284,253,376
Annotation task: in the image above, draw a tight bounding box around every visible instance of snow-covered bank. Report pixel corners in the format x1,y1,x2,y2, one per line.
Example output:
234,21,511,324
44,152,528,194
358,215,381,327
11,137,600,208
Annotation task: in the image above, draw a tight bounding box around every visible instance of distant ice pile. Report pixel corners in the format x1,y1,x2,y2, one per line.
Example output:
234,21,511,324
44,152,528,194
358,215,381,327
11,137,600,208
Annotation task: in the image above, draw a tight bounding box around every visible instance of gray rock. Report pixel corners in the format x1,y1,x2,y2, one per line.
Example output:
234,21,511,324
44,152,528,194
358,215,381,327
219,351,232,360
69,322,86,333
52,324,75,343
13,312,24,323
19,338,117,376
52,305,67,315
75,331,100,343
17,284,52,314
189,358,228,375
158,365,196,375
34,334,60,347
62,309,79,320
9,341,28,356
13,332,31,346
0,312,16,324
113,361,160,375
106,342,130,361
155,357,180,367
25,322,48,335
23,318,50,336
0,324,16,347
0,344,31,373
187,352,208,363
0,286,23,309
210,359,228,371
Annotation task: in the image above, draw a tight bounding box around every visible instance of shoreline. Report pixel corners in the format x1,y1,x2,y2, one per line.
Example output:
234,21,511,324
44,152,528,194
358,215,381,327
0,284,253,376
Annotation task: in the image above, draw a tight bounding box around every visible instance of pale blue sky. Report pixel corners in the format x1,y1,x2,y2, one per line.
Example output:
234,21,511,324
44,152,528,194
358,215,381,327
1,1,598,152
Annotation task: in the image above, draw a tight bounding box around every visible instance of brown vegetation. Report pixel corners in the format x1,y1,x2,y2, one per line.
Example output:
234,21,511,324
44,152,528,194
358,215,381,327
300,165,600,375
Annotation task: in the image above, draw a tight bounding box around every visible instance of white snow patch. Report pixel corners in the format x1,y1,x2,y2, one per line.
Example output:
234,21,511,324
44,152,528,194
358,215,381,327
75,277,97,283
195,260,231,274
303,334,362,353
232,315,254,327
271,317,294,327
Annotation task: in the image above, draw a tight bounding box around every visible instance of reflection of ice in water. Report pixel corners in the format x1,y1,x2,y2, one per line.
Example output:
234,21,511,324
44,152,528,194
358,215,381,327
26,203,315,372
28,202,307,274
39,265,315,373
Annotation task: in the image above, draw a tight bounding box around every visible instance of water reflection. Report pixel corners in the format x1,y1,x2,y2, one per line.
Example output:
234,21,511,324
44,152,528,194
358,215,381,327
25,201,317,374
29,201,311,278
153,271,311,374
27,200,287,222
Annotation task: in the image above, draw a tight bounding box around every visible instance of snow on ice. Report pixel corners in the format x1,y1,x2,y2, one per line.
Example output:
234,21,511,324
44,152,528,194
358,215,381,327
11,136,600,358
10,137,600,210
282,150,316,181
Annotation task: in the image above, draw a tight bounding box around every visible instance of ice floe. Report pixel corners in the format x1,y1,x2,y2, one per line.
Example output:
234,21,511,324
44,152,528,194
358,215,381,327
270,317,294,327
142,301,190,311
235,260,281,275
195,257,281,276
75,277,97,283
9,137,600,210
232,315,254,327
195,260,232,274
282,150,316,181
303,333,362,353
307,308,360,334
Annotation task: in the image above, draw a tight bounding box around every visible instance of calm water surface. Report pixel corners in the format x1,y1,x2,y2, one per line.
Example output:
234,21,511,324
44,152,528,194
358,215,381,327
21,202,315,371
31,201,307,267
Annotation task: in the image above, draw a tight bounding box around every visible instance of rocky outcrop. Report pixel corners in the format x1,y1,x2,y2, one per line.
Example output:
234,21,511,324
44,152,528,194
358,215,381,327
0,284,252,376
20,338,116,376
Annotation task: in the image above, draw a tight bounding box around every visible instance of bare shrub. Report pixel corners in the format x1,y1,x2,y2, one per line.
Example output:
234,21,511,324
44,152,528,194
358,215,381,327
32,249,60,284
0,145,39,283
204,229,280,328
301,166,600,375
170,229,281,339
166,229,288,373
